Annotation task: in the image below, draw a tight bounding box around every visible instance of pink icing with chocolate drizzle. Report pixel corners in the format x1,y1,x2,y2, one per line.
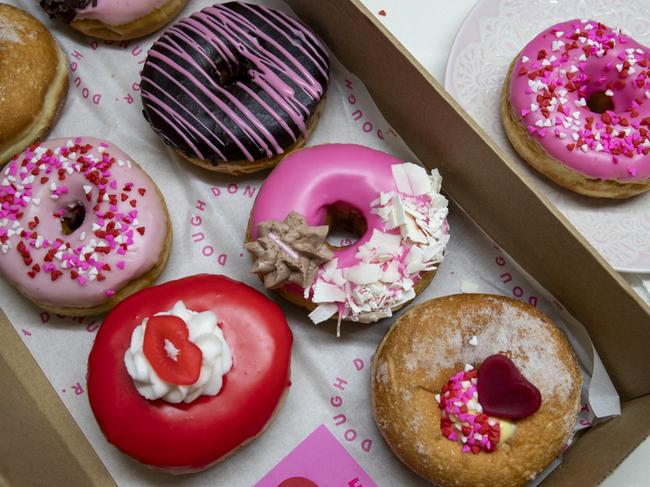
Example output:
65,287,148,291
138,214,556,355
510,19,650,181
0,138,168,308
77,0,167,27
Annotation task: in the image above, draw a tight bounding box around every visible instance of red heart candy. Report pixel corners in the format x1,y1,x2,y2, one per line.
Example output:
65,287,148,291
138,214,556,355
143,315,202,386
477,354,542,420
378,9,387,16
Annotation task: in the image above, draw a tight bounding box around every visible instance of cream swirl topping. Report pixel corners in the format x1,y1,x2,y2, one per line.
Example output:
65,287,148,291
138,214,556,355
124,300,232,404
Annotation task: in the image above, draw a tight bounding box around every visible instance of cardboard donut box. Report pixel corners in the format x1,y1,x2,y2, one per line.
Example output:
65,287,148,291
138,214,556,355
1,1,649,485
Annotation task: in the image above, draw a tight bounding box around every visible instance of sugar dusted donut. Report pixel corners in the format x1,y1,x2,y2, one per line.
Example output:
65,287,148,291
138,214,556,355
0,5,68,165
39,0,188,41
502,19,650,198
0,137,171,315
87,274,293,473
141,2,329,175
371,294,582,487
245,144,449,330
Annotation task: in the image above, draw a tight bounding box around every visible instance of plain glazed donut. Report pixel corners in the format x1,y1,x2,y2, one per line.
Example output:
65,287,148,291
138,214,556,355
371,294,582,487
502,19,650,198
0,137,171,316
39,0,188,41
87,274,293,473
245,144,449,328
141,2,329,175
0,4,68,165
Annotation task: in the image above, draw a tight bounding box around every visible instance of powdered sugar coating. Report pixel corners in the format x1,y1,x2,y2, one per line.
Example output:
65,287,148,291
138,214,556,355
0,18,22,43
402,296,573,400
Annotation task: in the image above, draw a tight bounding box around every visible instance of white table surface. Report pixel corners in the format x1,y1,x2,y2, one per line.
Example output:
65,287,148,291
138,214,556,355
357,0,650,485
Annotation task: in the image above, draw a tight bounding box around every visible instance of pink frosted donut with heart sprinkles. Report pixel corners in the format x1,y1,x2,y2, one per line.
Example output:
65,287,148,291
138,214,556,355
0,137,172,315
502,19,650,198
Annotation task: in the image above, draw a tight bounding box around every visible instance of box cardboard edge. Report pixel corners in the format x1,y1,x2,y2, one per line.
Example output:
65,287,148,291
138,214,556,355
0,310,115,487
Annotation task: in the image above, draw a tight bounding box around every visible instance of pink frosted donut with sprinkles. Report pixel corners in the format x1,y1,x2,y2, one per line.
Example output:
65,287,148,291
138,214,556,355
502,19,650,198
0,137,172,316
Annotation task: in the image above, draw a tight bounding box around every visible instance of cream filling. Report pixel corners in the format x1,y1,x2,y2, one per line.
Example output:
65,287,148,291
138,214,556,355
0,45,68,164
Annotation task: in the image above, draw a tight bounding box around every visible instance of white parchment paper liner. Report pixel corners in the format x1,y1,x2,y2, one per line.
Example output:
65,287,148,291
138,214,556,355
1,1,620,485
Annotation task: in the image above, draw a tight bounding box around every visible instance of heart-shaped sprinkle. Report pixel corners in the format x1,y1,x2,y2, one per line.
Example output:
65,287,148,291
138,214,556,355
378,9,387,16
143,315,203,386
477,354,542,420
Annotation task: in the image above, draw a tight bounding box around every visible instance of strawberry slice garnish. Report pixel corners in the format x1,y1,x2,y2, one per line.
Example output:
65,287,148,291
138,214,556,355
143,315,202,385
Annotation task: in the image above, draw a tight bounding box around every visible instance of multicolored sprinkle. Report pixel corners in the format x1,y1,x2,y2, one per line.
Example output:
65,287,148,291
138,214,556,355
436,366,501,454
0,139,147,292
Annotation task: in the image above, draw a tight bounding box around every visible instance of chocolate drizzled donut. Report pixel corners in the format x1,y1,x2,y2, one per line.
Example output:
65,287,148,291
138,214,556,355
140,2,329,166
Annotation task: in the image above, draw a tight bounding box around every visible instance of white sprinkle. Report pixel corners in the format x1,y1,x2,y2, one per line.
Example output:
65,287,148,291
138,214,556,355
558,132,567,139
530,103,539,112
79,232,86,241
83,185,92,195
569,65,578,73
572,111,581,119
555,31,564,38
521,55,529,63
434,393,441,403
595,143,604,152
579,54,587,61
468,336,478,347
464,364,474,372
616,63,624,72
541,59,551,66
571,133,579,141
605,89,614,96
626,48,636,54
581,144,589,152
629,67,636,75
460,280,479,293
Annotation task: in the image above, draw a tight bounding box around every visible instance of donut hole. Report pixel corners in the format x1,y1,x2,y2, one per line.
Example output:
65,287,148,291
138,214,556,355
325,202,367,249
60,201,86,235
586,91,615,114
218,59,252,86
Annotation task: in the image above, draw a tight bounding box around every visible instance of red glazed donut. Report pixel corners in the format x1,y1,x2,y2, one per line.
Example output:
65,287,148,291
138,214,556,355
87,274,292,473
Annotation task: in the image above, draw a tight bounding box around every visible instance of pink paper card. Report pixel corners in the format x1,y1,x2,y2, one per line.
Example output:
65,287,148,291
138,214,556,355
255,424,378,487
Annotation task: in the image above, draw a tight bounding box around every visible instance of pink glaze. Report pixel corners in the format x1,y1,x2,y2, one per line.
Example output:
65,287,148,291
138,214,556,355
251,144,402,268
510,19,650,181
77,0,168,27
0,138,168,308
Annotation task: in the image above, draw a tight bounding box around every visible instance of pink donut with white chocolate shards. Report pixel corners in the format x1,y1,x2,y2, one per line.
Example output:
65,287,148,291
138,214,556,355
245,144,450,333
0,137,171,315
503,19,650,198
140,2,330,175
